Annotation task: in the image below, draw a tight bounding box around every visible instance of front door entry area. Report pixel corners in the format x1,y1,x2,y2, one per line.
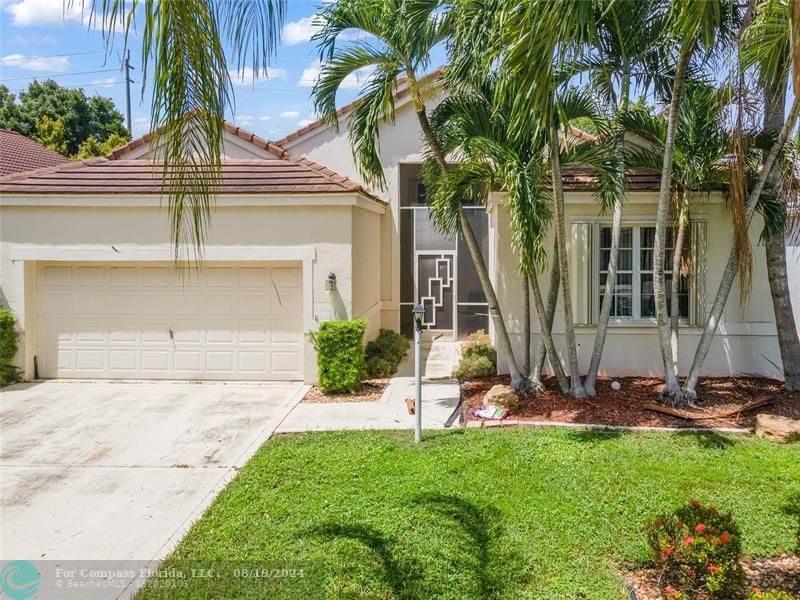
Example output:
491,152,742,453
416,252,455,332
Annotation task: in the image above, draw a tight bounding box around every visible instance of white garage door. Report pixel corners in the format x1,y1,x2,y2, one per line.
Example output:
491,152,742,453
35,262,304,380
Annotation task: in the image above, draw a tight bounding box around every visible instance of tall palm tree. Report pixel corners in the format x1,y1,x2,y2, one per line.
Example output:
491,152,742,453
311,0,527,391
423,78,618,393
650,0,739,406
744,0,800,391
683,0,800,398
579,0,664,395
454,0,601,397
621,82,732,381
96,0,286,259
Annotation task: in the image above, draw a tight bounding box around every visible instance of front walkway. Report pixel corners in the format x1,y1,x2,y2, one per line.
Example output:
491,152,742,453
276,338,461,433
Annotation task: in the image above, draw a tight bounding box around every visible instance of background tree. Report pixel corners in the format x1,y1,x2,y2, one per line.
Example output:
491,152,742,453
0,80,130,156
74,133,129,159
33,115,69,155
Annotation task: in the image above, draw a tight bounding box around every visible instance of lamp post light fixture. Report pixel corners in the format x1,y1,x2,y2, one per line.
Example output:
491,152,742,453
325,273,337,292
412,303,425,443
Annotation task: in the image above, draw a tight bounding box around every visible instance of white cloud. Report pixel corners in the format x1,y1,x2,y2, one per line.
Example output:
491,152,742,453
4,0,127,32
228,66,288,86
297,118,315,128
281,14,373,46
5,33,58,46
280,110,299,119
1,53,70,71
258,115,271,121
235,114,256,125
90,77,116,86
297,59,374,90
282,16,318,46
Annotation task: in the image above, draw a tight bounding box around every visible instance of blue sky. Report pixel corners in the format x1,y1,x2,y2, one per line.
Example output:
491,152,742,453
0,0,403,140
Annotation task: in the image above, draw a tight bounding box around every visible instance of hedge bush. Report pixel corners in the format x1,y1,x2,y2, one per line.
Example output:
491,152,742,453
365,329,410,378
312,320,367,393
0,309,21,387
645,499,744,599
452,329,497,380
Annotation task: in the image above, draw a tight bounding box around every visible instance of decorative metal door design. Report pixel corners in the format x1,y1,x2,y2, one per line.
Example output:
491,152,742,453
416,252,455,330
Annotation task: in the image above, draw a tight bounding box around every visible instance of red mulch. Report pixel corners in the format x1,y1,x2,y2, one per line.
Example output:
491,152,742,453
461,375,800,429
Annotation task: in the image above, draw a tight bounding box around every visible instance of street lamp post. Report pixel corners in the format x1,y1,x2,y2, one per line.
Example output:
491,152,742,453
412,304,425,443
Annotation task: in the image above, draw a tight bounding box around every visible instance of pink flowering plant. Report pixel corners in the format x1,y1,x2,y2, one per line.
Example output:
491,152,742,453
644,499,744,598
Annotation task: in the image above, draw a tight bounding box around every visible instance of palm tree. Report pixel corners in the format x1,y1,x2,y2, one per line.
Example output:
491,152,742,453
683,0,800,399
621,82,732,381
579,0,665,395
649,0,739,406
96,0,285,259
311,0,528,391
456,0,601,397
422,78,616,393
744,0,800,391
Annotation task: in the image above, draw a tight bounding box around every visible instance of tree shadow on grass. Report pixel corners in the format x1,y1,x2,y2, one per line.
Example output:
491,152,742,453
674,430,736,450
782,490,800,553
412,492,521,598
310,523,423,599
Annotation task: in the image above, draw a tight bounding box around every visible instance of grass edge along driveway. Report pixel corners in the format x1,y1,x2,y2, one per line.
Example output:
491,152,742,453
137,428,800,599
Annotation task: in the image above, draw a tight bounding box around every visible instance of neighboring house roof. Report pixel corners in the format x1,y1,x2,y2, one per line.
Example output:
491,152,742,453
0,129,70,176
0,122,386,204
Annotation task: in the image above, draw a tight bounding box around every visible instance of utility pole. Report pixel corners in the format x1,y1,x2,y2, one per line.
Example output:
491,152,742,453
122,49,134,135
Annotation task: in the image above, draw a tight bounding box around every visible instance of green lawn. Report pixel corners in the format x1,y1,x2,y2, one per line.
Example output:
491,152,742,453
138,428,800,600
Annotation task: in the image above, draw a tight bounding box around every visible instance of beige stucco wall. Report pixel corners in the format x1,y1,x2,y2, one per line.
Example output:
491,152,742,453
491,191,782,379
284,97,442,333
0,198,384,382
351,207,384,342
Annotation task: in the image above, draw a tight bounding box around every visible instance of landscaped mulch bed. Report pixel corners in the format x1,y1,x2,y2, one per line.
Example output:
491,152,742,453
301,379,389,403
622,554,800,599
461,375,800,429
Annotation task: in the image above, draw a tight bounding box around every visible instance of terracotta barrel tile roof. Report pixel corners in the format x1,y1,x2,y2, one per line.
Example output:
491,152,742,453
0,129,70,176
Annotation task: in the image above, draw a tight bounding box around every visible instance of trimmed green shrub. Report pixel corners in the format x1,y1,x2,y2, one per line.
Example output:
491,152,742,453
645,499,744,599
312,320,367,393
0,309,21,387
452,329,497,380
452,355,495,380
365,329,410,378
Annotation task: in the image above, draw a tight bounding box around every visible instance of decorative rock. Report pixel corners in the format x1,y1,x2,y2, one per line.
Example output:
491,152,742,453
484,384,519,411
755,413,800,443
611,381,621,391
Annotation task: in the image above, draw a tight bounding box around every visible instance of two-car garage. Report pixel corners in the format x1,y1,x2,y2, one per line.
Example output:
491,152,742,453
34,262,305,381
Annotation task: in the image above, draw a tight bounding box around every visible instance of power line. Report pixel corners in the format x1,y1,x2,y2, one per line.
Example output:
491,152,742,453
0,68,118,83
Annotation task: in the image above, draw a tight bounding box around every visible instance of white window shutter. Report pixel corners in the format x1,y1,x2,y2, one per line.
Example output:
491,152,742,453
570,222,594,325
690,220,707,326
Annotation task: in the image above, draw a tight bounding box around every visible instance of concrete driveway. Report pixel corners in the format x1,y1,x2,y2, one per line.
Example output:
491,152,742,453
0,380,305,564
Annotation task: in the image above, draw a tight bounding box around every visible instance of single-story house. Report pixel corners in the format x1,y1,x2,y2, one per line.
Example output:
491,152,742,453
0,77,790,383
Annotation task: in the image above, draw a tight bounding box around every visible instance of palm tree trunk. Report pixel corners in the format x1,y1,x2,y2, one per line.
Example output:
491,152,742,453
584,65,630,397
683,96,800,399
584,195,622,396
670,198,688,377
762,69,800,390
410,90,525,390
530,253,569,393
523,273,531,376
766,235,800,389
653,44,693,407
550,116,586,397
